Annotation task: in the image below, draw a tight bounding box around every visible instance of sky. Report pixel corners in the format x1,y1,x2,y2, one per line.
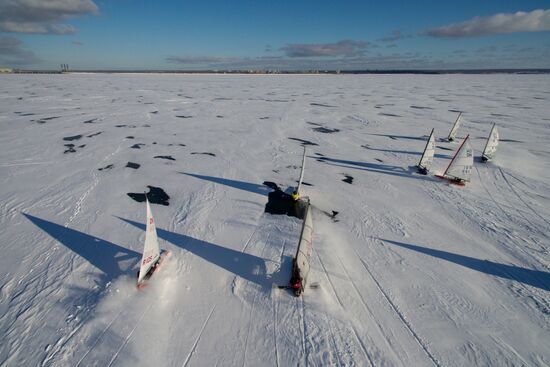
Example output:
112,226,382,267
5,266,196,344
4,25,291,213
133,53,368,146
0,0,549,70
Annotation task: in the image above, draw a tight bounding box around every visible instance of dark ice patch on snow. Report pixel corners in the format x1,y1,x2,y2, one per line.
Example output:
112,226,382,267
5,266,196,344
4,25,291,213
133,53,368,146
191,152,216,157
490,113,509,117
131,143,145,149
150,111,159,114
375,158,384,163
86,131,102,138
410,105,433,110
126,162,140,169
378,112,401,117
126,136,134,139
437,146,454,151
310,102,337,108
342,174,354,184
313,127,340,134
83,118,97,123
64,144,76,153
176,115,193,119
35,116,60,124
15,112,35,116
116,124,136,128
154,155,176,161
301,182,313,186
448,109,463,113
288,137,318,146
259,116,270,120
128,186,170,206
98,164,113,171
314,152,325,156
216,115,224,118
306,121,322,126
63,135,83,141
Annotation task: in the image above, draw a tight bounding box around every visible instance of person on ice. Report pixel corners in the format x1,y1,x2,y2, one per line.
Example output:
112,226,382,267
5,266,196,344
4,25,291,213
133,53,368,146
290,262,303,296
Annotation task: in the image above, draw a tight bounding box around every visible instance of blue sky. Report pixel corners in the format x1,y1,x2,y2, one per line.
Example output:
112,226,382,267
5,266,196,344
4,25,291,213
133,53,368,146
1,0,549,70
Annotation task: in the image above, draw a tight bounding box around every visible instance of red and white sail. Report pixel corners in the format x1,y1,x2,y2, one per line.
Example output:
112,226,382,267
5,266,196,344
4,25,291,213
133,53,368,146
137,197,161,284
447,112,462,141
482,123,499,161
418,128,435,171
443,135,473,182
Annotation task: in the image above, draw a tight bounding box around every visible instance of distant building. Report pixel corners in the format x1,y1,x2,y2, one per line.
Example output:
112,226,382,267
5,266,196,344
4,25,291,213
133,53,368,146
0,68,13,73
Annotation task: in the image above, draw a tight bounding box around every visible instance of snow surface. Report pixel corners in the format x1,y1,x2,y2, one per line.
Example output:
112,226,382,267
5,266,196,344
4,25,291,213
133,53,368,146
1,73,550,366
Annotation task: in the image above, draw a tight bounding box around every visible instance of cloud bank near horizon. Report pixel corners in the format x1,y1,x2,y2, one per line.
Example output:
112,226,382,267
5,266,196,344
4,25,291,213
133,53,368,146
0,36,40,65
280,40,369,57
425,9,550,38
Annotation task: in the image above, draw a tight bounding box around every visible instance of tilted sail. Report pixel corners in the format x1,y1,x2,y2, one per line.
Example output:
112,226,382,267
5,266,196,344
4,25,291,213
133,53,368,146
482,123,499,161
294,200,313,286
444,135,473,182
296,146,306,197
447,112,462,141
418,128,435,171
137,197,161,284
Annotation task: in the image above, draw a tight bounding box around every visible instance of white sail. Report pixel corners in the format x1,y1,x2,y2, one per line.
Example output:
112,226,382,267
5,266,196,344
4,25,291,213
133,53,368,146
444,135,473,182
296,146,306,196
482,123,499,161
447,112,462,141
295,201,313,286
418,128,435,171
137,197,161,284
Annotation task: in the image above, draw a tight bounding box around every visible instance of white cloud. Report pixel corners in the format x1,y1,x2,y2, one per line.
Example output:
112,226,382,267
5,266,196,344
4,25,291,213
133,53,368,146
425,9,550,38
0,0,98,34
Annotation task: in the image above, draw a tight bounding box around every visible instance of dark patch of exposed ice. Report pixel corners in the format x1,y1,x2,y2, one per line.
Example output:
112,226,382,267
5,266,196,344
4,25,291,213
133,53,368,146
191,152,216,157
342,174,354,184
128,186,170,206
126,162,140,169
313,127,340,134
310,102,337,108
131,143,145,149
98,164,114,171
63,135,83,141
154,155,175,161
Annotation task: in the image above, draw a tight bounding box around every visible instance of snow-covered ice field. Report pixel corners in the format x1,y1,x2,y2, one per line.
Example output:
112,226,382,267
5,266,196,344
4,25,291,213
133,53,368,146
1,73,549,366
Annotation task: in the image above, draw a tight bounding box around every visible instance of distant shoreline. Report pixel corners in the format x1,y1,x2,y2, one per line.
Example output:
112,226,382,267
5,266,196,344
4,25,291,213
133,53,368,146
3,68,550,75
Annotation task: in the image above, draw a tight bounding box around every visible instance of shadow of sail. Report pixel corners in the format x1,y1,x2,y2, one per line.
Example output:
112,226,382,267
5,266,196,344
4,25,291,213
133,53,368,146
118,217,269,287
23,213,139,280
381,238,550,292
181,172,271,196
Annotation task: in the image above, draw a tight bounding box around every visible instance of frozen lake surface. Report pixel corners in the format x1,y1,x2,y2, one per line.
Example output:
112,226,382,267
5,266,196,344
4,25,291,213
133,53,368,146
1,73,550,366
